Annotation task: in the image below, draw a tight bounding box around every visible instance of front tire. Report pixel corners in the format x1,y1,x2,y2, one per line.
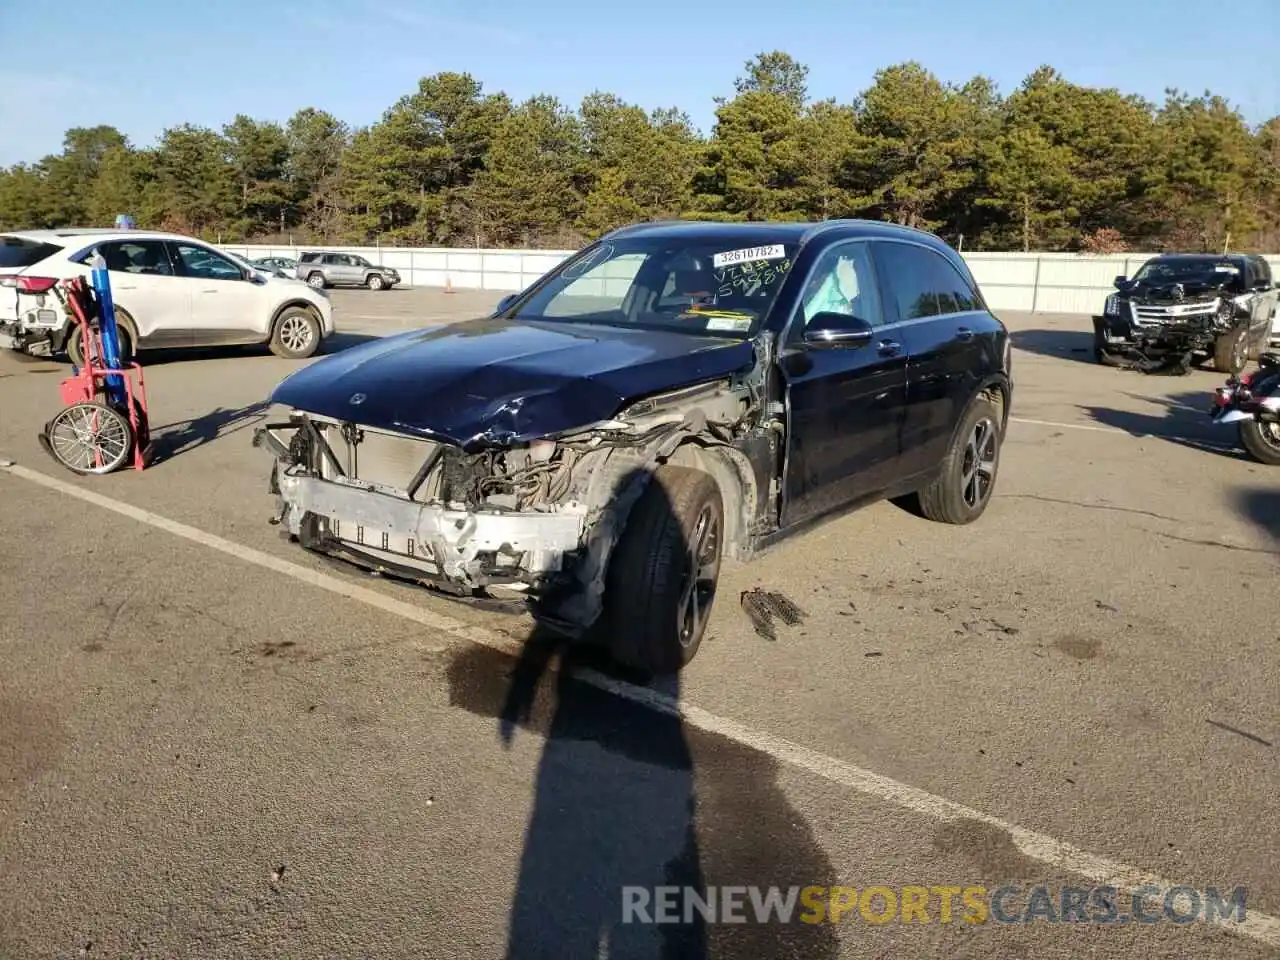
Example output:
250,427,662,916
604,464,724,675
366,274,385,291
269,308,321,359
1239,420,1280,465
1215,328,1248,374
1092,320,1127,367
915,396,1002,525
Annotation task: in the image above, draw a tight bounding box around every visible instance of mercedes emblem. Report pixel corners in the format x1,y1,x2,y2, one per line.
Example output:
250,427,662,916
349,393,367,405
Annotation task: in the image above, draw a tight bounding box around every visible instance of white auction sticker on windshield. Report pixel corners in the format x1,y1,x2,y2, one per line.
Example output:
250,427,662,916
1214,264,1239,273
712,244,787,268
703,314,753,332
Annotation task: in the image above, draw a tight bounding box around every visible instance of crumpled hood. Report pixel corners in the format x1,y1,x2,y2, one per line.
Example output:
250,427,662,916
269,316,756,450
1128,279,1224,304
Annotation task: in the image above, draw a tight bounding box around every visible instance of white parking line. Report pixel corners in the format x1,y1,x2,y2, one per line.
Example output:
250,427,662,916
1010,417,1128,434
1,458,1277,947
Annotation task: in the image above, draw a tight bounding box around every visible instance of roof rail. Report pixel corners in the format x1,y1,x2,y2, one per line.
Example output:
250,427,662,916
599,219,702,241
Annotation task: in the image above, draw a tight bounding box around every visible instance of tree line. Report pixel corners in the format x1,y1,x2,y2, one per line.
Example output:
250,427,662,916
2,53,1277,253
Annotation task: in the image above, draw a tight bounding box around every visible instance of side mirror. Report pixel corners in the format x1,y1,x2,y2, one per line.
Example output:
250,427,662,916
495,293,518,315
1113,275,1129,290
802,312,874,349
1253,279,1271,292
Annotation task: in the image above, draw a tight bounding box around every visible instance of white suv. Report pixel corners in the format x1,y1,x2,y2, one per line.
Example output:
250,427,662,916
0,229,334,363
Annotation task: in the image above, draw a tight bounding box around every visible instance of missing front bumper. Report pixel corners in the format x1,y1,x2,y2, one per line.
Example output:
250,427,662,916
274,471,587,592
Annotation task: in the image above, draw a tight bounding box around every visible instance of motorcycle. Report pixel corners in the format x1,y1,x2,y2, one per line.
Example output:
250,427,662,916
1209,352,1280,464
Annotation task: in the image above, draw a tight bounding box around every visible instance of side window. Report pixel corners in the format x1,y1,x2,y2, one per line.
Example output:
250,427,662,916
1251,257,1271,288
872,242,944,320
174,243,243,281
322,254,341,265
931,254,983,314
797,242,883,328
99,241,174,276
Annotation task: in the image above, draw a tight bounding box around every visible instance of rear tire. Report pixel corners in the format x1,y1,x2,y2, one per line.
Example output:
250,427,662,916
269,308,321,359
915,396,1002,525
1239,420,1280,465
604,464,723,675
306,272,326,290
65,316,135,369
1214,328,1248,374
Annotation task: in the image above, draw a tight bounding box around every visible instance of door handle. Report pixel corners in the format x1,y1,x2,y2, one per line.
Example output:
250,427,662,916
878,339,901,356
956,327,974,341
201,289,219,294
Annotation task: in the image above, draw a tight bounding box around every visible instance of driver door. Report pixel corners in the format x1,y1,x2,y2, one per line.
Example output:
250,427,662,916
780,240,908,527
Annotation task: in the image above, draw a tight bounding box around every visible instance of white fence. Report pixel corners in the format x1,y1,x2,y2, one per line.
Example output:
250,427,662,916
223,243,1280,316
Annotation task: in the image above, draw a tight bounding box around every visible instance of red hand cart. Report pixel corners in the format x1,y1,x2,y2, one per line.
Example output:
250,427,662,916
37,276,152,474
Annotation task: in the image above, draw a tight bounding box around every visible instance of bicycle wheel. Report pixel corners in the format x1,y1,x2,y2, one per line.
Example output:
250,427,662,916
46,401,134,475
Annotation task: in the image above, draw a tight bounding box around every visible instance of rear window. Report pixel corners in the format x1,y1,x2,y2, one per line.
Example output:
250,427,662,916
0,236,62,269
300,252,320,263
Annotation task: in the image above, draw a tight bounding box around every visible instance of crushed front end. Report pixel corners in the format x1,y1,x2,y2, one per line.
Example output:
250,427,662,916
254,414,593,603
252,370,771,633
1097,284,1240,372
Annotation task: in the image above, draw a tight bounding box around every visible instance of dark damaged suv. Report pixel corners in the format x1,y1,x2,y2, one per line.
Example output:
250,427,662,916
254,220,1012,673
1094,253,1277,373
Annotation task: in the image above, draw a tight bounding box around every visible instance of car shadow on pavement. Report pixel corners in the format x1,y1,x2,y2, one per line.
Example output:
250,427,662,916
1235,488,1280,546
147,401,271,465
1077,391,1249,459
445,469,841,960
1010,327,1098,363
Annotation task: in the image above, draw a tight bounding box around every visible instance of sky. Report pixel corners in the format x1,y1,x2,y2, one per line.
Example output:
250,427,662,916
0,0,1276,167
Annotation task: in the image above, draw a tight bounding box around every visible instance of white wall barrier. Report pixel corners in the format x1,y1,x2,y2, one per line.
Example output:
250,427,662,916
224,243,1280,316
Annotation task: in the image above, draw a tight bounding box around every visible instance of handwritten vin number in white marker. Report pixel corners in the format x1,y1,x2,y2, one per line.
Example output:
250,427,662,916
712,244,787,268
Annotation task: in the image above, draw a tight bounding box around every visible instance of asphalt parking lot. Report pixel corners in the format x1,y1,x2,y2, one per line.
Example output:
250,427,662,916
1,287,1278,959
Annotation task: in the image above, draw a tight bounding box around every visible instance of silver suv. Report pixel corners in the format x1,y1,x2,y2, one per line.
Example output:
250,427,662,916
296,252,401,291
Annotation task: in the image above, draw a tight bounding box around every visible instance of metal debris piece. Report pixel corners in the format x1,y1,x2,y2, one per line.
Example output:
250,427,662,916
740,588,806,641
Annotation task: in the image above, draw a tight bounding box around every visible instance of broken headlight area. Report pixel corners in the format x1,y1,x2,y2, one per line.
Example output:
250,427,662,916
252,413,602,596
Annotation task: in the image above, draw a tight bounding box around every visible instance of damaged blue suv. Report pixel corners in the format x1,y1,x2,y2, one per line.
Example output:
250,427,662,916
254,219,1012,674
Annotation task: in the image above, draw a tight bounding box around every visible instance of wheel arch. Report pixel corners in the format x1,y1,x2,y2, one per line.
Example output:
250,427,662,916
975,374,1010,435
60,305,139,356
659,436,758,560
270,299,324,340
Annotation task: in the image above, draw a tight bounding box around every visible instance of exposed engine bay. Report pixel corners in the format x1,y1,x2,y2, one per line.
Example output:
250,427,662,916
252,336,781,633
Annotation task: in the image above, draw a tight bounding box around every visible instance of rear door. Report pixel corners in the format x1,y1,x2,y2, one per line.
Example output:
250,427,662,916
870,240,991,477
780,239,908,526
328,254,358,284
89,240,193,348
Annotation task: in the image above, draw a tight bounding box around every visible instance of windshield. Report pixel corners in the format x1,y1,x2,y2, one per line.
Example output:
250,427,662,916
351,255,371,267
508,235,800,336
1133,258,1242,287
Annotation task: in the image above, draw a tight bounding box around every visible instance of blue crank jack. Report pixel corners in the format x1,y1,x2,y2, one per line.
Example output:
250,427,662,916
89,250,128,406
